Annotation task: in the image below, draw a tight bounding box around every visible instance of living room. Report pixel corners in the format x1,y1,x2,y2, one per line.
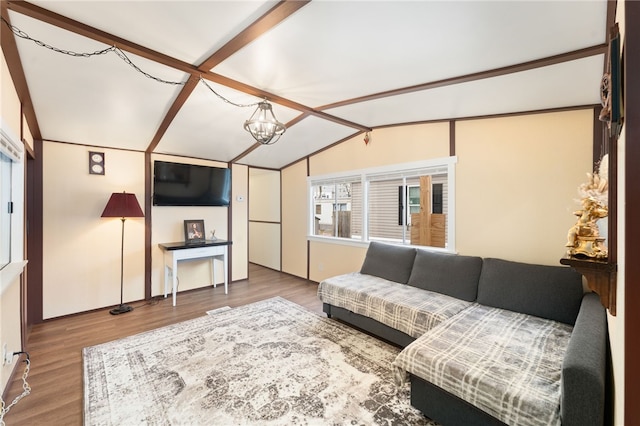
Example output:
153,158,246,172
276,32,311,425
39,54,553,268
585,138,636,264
1,1,638,424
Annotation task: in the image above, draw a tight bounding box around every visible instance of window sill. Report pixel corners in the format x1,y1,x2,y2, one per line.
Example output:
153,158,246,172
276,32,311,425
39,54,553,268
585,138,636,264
0,260,28,296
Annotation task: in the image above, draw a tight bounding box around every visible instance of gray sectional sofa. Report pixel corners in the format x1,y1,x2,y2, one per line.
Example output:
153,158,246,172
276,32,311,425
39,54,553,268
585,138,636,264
318,242,607,426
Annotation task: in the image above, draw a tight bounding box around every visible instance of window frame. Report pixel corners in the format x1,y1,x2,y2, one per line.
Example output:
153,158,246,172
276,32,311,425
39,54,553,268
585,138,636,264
307,157,457,252
0,125,26,292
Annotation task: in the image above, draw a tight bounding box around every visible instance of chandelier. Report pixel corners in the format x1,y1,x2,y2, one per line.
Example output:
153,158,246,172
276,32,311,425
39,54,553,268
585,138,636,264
243,101,286,145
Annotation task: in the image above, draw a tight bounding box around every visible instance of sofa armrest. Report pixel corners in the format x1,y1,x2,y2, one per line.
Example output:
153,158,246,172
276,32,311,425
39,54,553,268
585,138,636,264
561,292,607,426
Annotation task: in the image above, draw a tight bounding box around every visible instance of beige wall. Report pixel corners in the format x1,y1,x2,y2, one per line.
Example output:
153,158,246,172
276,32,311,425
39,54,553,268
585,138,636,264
309,241,367,283
301,122,450,281
456,110,592,265
231,164,249,281
248,168,281,270
43,143,146,318
281,160,308,278
310,122,450,175
1,48,28,391
150,154,231,296
282,111,594,282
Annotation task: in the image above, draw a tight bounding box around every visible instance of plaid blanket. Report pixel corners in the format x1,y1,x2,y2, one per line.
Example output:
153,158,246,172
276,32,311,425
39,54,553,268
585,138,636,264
318,272,472,338
393,303,573,426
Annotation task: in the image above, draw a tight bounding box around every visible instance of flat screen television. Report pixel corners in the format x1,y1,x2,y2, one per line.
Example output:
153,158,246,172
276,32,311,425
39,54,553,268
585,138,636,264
153,161,231,206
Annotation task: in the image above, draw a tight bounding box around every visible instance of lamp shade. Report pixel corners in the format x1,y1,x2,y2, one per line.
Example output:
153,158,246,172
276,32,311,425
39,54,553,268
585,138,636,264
101,192,144,218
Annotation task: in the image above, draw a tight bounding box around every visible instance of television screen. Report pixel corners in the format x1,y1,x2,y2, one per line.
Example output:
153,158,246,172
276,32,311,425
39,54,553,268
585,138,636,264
153,161,231,206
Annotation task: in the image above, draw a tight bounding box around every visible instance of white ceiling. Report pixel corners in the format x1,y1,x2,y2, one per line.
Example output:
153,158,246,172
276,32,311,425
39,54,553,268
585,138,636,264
4,1,609,169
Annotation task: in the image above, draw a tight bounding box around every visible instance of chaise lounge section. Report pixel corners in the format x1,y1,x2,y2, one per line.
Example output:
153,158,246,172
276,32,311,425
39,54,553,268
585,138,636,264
318,242,607,426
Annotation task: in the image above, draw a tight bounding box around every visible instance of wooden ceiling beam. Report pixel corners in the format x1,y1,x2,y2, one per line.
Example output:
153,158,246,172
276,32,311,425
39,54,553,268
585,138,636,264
6,0,369,142
1,2,41,140
199,0,310,71
320,44,608,111
145,75,199,153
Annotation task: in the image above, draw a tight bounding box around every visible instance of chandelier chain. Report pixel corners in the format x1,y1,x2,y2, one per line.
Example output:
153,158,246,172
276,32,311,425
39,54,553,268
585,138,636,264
1,16,285,143
2,16,185,86
199,78,261,108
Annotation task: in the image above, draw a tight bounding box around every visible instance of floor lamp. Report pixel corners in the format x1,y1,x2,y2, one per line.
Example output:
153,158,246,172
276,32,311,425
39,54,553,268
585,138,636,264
101,191,144,315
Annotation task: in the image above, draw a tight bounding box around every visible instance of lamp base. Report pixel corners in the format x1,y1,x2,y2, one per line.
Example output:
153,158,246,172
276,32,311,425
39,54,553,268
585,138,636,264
109,304,133,315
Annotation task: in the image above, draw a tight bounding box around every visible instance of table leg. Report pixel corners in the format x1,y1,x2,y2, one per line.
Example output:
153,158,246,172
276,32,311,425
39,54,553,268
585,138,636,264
172,260,178,307
211,257,216,288
164,264,169,298
224,248,228,295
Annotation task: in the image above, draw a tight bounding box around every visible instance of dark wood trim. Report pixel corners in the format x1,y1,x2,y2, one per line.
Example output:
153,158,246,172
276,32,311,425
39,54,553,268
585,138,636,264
42,139,143,153
626,2,640,424
227,162,233,283
278,104,598,173
275,130,365,171
449,120,456,156
26,138,43,325
593,107,605,168
145,76,199,153
1,2,41,139
249,220,281,225
280,170,283,272
320,45,607,111
307,156,310,280
199,1,310,71
231,143,262,164
278,157,308,173
606,1,618,54
144,152,152,300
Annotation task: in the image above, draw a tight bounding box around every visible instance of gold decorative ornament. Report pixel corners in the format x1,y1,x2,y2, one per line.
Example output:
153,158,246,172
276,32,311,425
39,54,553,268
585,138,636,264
565,157,609,259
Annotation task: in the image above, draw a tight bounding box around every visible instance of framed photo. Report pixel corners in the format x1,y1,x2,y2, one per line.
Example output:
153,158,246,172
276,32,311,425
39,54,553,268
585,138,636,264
184,220,205,244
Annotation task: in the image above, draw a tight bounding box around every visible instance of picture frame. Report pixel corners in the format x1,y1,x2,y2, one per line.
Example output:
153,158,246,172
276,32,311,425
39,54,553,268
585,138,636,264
184,219,205,244
599,23,624,140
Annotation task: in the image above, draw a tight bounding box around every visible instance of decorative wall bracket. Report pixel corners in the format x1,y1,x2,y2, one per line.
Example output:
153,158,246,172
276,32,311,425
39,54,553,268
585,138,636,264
560,257,617,316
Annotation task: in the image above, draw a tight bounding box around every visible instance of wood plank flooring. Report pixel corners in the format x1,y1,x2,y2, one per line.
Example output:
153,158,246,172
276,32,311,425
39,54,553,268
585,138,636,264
2,264,322,425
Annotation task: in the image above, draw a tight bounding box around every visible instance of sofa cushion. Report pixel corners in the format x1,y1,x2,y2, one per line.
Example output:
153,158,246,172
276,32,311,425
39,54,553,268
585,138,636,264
393,303,573,426
360,241,416,284
407,250,482,302
318,272,472,338
477,258,583,325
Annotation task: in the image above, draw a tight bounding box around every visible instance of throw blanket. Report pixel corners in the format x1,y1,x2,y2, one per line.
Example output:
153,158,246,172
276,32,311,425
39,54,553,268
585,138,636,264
393,303,573,426
318,272,472,338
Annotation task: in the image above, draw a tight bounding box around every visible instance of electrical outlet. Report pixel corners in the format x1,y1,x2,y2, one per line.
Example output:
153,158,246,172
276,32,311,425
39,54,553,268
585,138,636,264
2,343,10,366
2,343,14,366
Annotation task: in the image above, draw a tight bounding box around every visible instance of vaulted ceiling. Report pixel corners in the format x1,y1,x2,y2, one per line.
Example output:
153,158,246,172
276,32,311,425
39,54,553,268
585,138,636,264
2,1,612,169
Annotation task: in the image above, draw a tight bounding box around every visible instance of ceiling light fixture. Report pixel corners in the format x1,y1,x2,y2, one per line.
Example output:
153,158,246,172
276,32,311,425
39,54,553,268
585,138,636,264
243,100,286,145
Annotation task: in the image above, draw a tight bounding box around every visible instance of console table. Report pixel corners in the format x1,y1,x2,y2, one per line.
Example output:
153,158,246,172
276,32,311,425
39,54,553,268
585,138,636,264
158,240,232,306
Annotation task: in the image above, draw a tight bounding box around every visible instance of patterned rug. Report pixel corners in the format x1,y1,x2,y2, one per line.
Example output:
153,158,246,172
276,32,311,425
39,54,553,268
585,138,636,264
83,297,435,425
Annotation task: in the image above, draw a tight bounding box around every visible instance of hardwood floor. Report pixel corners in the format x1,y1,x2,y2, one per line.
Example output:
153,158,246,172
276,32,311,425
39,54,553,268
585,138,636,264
2,264,322,425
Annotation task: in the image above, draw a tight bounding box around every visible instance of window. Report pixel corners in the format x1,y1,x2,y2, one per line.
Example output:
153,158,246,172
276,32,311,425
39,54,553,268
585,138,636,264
311,179,361,239
0,127,23,272
1,152,11,268
308,157,456,251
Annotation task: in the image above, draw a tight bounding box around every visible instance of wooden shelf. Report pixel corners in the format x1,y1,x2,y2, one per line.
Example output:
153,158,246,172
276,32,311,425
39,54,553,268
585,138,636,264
560,257,617,315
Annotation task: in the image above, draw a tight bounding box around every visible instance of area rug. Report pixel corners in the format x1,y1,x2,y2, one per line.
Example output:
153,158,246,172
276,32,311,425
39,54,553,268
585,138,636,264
83,297,436,425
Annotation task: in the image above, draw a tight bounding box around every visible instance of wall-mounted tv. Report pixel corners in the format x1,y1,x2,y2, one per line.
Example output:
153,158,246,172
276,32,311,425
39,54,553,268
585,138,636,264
153,161,231,206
